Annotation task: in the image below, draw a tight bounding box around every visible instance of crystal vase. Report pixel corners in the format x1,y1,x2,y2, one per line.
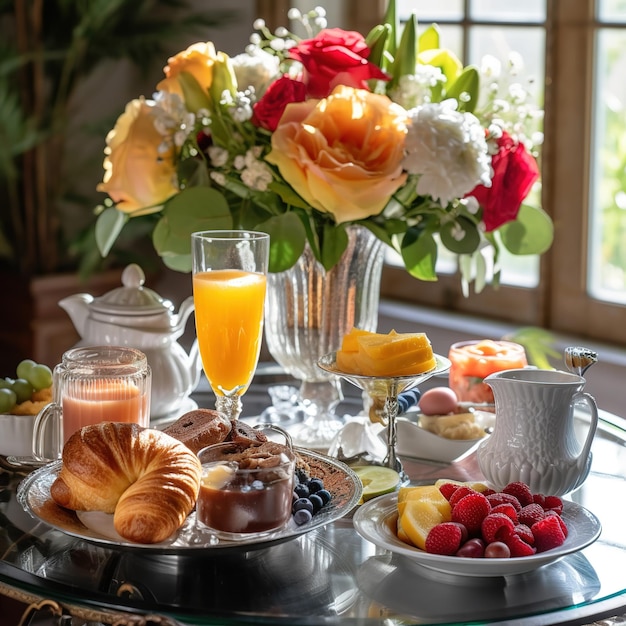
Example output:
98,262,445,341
264,225,384,450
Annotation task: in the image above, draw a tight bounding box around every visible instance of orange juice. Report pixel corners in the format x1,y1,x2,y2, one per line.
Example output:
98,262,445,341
62,380,149,442
193,269,267,395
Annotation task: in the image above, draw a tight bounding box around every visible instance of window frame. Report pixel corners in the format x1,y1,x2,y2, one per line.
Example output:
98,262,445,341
256,0,626,346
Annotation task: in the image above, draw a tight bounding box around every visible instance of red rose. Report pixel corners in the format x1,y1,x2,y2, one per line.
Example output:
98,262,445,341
252,76,307,131
470,132,540,232
288,28,389,98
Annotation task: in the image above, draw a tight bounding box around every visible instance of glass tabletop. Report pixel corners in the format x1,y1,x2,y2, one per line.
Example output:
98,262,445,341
1,368,626,625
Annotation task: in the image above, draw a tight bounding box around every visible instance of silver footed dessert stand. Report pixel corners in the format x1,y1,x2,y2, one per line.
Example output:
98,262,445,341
317,353,451,484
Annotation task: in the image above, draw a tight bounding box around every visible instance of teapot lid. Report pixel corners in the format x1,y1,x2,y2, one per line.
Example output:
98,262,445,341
90,264,173,317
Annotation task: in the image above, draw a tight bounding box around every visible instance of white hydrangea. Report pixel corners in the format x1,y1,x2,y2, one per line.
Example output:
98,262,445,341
231,48,281,98
403,100,492,206
389,65,446,110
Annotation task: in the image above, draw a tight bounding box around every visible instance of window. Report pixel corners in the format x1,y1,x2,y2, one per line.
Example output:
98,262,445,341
257,0,626,346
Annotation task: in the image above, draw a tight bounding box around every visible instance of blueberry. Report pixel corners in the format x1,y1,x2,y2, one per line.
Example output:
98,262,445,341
292,498,314,514
309,493,324,513
294,483,310,499
293,508,313,525
307,478,324,493
317,489,332,505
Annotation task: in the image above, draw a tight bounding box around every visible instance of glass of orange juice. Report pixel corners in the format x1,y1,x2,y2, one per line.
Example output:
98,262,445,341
448,339,528,405
191,230,269,422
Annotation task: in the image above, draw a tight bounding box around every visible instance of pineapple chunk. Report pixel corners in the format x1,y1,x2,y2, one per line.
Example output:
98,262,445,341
400,500,451,550
335,328,435,377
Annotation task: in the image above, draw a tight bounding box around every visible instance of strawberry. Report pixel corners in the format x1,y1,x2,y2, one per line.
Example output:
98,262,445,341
532,515,567,552
502,481,534,507
438,482,459,501
504,530,536,557
425,522,464,555
481,512,515,544
490,502,518,523
543,495,564,515
486,492,522,511
518,503,545,527
514,523,535,545
449,485,477,508
452,492,491,535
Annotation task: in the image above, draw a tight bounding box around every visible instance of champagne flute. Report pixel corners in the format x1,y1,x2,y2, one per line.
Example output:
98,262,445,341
192,230,269,422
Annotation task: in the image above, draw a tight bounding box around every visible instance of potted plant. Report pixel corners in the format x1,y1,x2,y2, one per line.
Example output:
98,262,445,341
0,0,236,369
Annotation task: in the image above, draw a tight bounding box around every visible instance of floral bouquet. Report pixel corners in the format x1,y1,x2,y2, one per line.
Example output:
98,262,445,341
94,1,553,290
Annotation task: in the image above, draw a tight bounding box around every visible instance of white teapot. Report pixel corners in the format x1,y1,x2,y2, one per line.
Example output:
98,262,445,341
59,264,202,419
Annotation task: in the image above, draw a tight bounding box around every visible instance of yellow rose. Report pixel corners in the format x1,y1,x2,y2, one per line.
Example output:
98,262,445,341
97,98,178,215
157,42,218,111
266,85,408,223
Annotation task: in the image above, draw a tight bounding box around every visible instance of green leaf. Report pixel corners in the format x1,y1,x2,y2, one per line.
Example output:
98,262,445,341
400,228,438,281
440,216,481,254
95,207,128,257
390,13,417,88
365,24,390,68
320,225,349,270
165,186,232,236
498,204,554,255
418,24,440,53
446,66,480,113
382,0,399,65
259,212,307,272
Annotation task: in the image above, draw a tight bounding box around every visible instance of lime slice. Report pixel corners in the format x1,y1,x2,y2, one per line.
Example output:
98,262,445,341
353,466,400,501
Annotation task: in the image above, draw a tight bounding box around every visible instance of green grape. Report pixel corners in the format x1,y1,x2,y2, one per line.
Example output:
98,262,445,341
0,388,17,414
0,379,11,390
16,359,36,381
11,378,33,404
28,363,53,391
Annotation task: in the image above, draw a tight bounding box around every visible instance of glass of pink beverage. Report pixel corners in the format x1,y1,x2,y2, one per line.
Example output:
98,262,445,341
191,230,269,422
32,346,151,460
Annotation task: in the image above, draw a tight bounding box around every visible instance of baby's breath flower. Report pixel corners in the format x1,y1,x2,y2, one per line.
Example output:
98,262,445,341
253,18,265,30
209,171,227,186
208,146,229,168
241,160,273,191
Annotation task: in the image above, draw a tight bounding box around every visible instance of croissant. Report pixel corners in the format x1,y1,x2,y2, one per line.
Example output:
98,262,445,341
50,422,202,544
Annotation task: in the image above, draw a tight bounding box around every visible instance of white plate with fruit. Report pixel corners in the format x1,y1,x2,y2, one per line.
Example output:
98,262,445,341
353,487,601,577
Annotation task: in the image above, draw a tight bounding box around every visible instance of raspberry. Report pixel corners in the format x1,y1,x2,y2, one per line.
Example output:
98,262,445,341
486,492,522,511
425,522,464,555
481,512,515,544
438,482,459,501
449,485,477,508
518,503,545,527
532,515,567,552
504,530,536,557
545,510,569,537
490,502,518,523
514,523,535,545
533,493,546,507
452,492,491,535
502,481,534,507
543,495,564,515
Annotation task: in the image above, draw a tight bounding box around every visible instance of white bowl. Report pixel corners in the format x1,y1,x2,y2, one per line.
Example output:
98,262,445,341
392,411,494,464
0,413,38,457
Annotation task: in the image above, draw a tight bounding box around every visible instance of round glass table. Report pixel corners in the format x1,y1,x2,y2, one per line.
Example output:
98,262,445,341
1,370,626,626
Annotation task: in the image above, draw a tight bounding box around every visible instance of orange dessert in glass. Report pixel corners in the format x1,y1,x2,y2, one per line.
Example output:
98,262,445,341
448,340,528,404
